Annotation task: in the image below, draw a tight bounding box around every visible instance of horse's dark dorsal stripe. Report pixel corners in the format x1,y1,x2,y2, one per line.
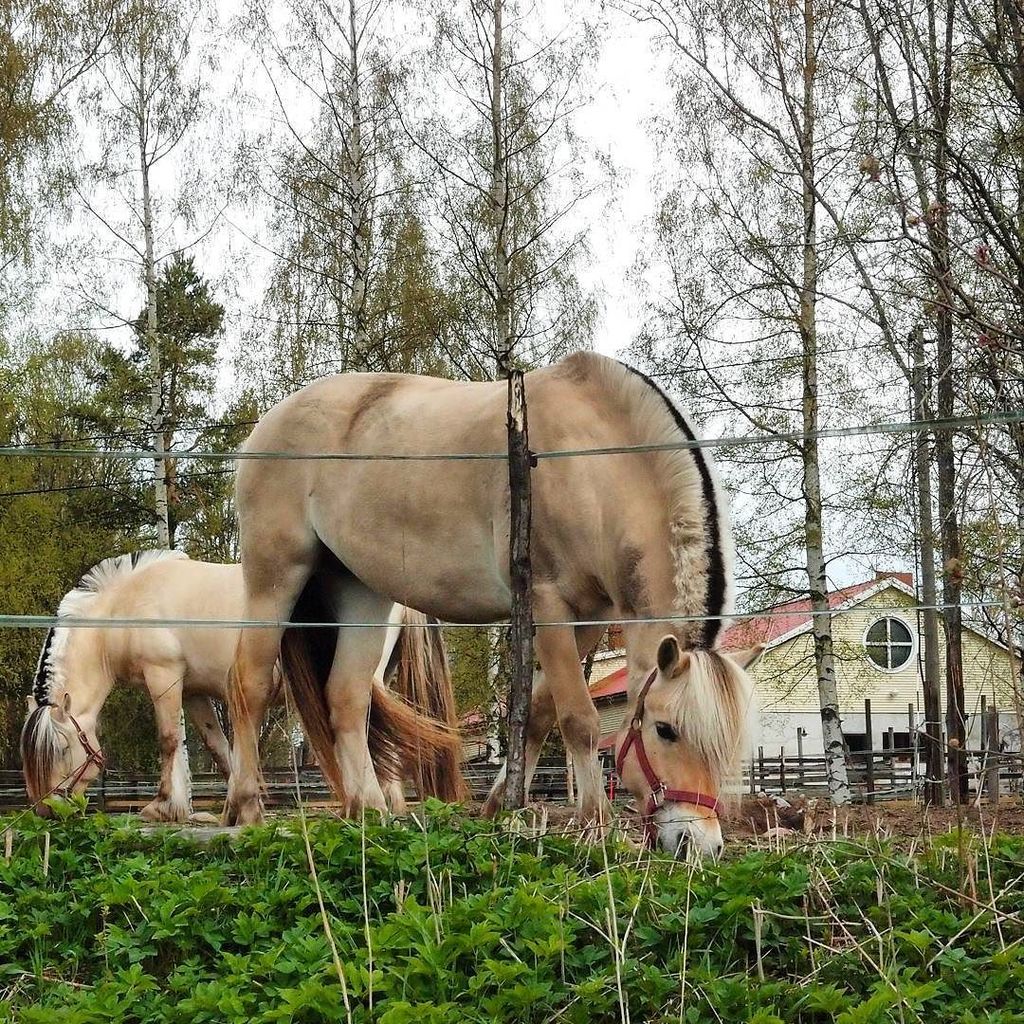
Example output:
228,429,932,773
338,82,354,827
32,627,56,706
617,362,727,648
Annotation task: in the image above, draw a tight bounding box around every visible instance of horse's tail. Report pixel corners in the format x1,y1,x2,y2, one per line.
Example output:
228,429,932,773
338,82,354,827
280,587,464,807
387,608,467,802
279,585,350,805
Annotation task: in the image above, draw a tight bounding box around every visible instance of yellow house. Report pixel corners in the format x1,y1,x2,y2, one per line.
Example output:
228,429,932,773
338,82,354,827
588,572,1021,758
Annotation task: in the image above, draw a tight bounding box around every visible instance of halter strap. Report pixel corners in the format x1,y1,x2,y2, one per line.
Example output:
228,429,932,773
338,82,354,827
64,713,106,791
614,667,721,848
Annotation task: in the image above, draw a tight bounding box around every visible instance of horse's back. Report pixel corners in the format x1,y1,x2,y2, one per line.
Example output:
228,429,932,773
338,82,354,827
104,559,244,696
232,352,664,620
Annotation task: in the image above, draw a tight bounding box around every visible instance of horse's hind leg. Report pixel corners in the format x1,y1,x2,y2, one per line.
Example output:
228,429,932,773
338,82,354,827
184,694,231,778
141,665,191,823
321,578,395,815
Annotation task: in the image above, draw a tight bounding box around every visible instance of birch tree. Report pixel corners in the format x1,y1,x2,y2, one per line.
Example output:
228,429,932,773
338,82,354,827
414,0,597,377
625,0,860,802
240,0,457,401
75,0,209,548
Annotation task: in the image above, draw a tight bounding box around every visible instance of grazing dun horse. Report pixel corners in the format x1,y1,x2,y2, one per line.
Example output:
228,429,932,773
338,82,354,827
20,550,462,820
222,351,756,857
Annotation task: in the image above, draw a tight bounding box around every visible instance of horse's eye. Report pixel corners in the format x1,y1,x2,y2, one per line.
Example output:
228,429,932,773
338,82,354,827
655,721,678,742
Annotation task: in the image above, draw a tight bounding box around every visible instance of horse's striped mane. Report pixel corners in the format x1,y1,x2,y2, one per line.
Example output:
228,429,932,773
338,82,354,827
572,353,735,648
31,549,190,706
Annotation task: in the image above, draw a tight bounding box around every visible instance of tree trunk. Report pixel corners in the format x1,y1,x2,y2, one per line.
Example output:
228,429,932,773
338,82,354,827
799,0,849,805
346,0,369,361
490,0,510,374
504,369,533,809
912,327,945,804
138,38,170,550
925,0,967,802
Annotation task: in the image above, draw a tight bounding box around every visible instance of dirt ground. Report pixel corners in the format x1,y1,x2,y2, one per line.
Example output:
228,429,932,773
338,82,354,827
729,796,1024,843
461,796,1024,847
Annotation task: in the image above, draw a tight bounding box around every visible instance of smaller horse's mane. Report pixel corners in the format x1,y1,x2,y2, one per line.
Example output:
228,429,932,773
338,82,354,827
663,649,752,802
33,549,190,707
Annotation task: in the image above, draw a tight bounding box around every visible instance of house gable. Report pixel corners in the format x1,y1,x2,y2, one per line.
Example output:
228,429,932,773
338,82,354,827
754,583,1020,716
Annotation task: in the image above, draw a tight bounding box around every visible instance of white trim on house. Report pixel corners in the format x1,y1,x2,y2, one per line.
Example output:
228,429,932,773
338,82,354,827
861,614,917,673
753,577,1009,659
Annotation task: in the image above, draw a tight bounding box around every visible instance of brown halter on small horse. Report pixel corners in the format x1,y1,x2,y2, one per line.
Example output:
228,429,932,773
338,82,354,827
63,712,106,791
615,667,722,848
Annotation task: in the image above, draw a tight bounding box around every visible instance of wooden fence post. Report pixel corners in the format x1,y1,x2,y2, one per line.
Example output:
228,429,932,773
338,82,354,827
908,703,917,788
504,369,534,810
987,707,1000,806
779,747,787,793
887,727,896,795
758,746,765,791
864,699,875,804
796,728,806,788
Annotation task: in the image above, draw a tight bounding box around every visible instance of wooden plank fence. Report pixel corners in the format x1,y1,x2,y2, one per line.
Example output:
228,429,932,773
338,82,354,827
4,708,1023,813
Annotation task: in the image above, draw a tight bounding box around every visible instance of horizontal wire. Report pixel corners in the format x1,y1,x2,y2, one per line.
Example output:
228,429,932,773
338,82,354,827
0,600,1011,631
0,409,1021,463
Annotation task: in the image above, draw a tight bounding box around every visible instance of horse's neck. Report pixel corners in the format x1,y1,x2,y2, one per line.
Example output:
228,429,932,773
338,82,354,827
621,623,664,700
58,627,113,725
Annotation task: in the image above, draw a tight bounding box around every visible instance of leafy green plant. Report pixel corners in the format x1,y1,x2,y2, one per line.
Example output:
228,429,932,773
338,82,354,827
1,808,1023,1022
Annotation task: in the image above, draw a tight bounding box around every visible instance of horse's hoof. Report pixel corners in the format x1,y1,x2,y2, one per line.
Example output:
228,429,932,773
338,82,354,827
221,795,264,826
480,793,502,819
140,799,189,823
577,799,613,842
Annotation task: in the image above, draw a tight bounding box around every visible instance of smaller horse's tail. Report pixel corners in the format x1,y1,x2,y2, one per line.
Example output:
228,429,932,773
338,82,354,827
386,609,467,802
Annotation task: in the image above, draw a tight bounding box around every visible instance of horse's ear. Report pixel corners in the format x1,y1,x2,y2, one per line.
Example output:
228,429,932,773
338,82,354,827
52,693,71,723
656,636,690,678
725,645,764,670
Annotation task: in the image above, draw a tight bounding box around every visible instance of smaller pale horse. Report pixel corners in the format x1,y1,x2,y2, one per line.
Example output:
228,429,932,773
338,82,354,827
20,550,462,821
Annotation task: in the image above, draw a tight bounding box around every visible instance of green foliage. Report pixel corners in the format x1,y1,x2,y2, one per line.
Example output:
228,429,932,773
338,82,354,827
128,253,228,551
2,811,1024,1022
443,627,492,715
0,332,156,768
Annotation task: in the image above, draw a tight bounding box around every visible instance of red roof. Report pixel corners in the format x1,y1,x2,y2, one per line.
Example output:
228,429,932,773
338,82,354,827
586,573,913,702
589,667,628,701
718,573,910,651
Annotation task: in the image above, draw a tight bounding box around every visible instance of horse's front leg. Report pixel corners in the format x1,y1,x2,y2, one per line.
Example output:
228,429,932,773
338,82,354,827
141,666,191,823
482,622,607,818
533,606,611,831
184,694,231,778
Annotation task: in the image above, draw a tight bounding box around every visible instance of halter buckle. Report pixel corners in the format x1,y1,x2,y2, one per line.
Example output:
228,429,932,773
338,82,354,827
648,782,666,809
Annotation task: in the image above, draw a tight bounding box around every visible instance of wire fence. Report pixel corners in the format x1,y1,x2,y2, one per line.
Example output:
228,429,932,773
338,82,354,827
0,406,1021,632
1,375,1022,813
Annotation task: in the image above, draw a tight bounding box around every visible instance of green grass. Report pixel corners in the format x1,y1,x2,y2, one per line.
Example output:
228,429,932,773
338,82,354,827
1,804,1023,1022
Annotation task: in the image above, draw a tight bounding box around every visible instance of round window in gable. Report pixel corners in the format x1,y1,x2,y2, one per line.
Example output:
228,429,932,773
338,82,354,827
864,617,914,670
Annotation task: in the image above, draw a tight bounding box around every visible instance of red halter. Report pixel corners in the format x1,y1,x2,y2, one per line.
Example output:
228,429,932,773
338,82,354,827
63,712,106,791
615,668,721,848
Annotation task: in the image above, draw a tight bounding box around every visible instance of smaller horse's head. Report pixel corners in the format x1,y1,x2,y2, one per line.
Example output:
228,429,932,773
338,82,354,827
614,638,758,859
20,693,104,815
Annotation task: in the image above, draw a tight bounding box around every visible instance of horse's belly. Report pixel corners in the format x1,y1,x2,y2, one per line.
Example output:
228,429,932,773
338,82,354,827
310,466,510,621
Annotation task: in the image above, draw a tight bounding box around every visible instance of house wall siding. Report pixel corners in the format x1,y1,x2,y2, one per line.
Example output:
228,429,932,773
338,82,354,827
754,586,1019,718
